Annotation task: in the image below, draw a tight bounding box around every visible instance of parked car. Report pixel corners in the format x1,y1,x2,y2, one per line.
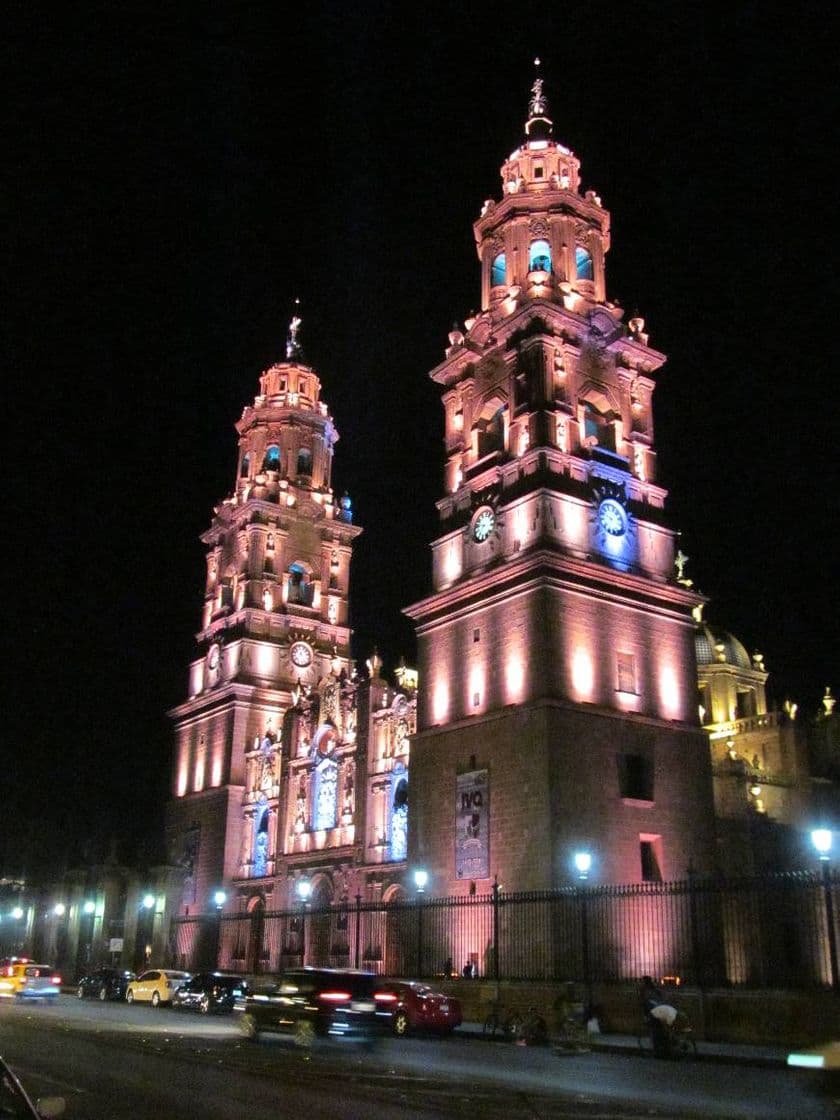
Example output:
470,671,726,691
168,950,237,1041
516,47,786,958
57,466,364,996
374,980,462,1036
171,972,247,1014
125,969,191,1007
0,962,61,1001
0,1055,65,1118
240,967,379,1045
76,967,135,1002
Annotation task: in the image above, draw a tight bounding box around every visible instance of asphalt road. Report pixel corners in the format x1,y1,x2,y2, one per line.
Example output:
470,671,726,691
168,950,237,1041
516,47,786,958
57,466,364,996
0,996,835,1119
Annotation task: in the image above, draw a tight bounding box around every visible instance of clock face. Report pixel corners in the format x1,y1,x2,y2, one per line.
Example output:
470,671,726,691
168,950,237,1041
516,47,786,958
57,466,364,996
290,641,312,668
472,508,496,543
598,498,626,537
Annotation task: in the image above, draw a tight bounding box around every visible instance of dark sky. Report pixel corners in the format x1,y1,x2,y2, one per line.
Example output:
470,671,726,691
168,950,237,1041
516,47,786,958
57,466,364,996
5,2,837,868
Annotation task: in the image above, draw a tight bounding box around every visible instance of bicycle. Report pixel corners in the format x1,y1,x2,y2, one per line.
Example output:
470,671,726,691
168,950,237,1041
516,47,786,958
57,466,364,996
483,1005,525,1039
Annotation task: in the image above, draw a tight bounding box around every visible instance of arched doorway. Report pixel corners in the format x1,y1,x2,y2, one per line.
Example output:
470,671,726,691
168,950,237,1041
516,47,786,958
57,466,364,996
246,898,265,974
308,878,332,967
384,884,409,976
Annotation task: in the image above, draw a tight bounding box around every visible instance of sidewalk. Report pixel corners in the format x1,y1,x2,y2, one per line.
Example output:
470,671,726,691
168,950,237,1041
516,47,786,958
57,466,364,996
457,1021,790,1067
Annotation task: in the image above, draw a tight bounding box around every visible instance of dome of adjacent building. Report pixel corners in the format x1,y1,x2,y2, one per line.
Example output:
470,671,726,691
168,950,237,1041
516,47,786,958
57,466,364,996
695,624,752,669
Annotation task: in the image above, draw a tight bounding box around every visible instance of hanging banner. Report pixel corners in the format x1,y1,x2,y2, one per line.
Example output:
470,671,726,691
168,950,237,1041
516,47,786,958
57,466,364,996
455,769,489,879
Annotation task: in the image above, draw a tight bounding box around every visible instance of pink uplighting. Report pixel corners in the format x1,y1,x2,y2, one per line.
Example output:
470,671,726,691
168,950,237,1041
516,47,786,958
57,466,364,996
658,663,681,719
570,644,595,700
432,679,449,723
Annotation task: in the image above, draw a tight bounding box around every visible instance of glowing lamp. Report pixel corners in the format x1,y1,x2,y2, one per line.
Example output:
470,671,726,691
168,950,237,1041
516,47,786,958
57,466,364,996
53,903,66,917
574,852,592,880
413,868,429,893
11,907,24,920
83,900,96,915
213,890,226,910
142,894,156,910
296,879,312,902
812,829,833,860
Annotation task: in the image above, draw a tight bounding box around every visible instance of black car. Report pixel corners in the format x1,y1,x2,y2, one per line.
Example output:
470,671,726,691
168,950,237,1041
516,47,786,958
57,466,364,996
240,967,379,1046
76,967,135,1002
171,972,247,1014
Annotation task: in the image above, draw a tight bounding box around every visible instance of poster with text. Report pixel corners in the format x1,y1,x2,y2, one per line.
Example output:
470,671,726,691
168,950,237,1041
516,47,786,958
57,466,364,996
455,769,489,879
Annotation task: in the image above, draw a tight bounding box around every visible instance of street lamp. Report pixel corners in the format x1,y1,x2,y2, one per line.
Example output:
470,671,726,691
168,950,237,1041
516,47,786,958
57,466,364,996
413,869,429,977
52,903,66,917
296,879,311,965
142,894,155,910
812,829,838,990
213,890,227,911
83,900,96,915
573,851,593,1015
212,890,227,970
10,907,24,920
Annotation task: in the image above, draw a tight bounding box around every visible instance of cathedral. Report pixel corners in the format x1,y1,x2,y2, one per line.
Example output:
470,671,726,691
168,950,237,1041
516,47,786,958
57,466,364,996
162,67,810,953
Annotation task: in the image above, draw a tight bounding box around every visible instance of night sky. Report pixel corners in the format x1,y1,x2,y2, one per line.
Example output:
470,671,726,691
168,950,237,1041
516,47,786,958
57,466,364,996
5,3,837,872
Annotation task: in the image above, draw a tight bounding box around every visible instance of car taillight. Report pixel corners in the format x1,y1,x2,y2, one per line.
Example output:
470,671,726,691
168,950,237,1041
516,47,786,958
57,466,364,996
318,990,352,1002
51,975,62,985
374,992,397,1003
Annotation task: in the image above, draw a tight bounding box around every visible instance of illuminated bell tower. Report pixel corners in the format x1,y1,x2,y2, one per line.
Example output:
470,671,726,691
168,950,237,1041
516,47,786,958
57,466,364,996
166,316,361,916
406,67,717,892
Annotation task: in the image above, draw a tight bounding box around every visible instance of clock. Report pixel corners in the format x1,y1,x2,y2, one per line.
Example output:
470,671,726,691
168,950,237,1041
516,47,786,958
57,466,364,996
472,507,496,543
290,641,313,668
598,498,627,537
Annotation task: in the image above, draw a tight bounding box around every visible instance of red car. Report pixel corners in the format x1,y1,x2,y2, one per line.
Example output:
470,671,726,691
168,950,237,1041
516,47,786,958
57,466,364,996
374,980,462,1036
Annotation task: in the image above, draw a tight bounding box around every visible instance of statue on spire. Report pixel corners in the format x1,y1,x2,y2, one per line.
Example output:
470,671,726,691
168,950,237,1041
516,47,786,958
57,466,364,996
528,57,547,119
286,299,303,361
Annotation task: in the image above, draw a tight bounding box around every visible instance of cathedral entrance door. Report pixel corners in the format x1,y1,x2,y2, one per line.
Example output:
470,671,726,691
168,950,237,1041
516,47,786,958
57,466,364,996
246,899,265,974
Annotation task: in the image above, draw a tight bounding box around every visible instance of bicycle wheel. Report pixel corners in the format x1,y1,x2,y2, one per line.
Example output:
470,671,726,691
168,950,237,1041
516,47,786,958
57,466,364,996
673,1033,697,1059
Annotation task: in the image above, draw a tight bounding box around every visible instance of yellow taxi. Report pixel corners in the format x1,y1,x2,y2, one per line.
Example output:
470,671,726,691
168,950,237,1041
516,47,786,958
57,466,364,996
125,969,190,1007
0,961,62,1000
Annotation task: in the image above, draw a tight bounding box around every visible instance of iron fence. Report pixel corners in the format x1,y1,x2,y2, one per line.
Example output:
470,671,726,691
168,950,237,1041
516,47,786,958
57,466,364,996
170,869,839,990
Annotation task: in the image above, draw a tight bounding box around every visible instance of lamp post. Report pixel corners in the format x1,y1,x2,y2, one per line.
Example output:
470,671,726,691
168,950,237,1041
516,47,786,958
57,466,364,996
296,879,311,965
574,851,593,1016
812,829,839,991
213,891,227,969
140,893,155,969
413,869,428,978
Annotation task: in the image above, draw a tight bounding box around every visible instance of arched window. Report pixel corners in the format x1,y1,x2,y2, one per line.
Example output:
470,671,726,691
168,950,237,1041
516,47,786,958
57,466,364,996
296,447,312,476
490,252,506,287
583,401,616,451
389,770,408,862
313,758,338,831
240,452,251,478
287,562,314,606
477,405,505,458
529,239,551,273
575,246,593,281
253,805,269,877
263,444,281,471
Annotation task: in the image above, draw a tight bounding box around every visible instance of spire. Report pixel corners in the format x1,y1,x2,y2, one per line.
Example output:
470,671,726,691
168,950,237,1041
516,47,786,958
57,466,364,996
525,57,553,141
286,298,304,361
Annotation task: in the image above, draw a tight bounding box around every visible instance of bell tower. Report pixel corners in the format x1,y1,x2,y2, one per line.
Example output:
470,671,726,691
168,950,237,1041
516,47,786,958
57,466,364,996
406,67,717,892
166,315,361,916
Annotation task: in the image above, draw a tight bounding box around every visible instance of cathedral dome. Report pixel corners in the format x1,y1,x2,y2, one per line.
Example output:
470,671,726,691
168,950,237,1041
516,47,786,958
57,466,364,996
694,623,752,669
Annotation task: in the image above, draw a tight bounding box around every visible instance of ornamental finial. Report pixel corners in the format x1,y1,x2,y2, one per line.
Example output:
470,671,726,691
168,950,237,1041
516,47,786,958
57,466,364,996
286,298,303,360
528,57,547,119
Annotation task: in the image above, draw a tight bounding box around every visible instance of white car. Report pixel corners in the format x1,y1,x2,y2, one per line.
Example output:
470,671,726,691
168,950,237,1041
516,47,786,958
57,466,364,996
126,969,191,1007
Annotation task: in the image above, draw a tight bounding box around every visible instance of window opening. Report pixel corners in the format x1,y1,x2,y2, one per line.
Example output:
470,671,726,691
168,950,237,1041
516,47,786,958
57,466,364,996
490,252,506,287
575,246,593,281
253,807,270,877
240,453,251,478
263,444,281,471
313,758,338,831
528,239,551,273
618,753,654,801
617,652,636,694
296,447,312,476
640,837,663,882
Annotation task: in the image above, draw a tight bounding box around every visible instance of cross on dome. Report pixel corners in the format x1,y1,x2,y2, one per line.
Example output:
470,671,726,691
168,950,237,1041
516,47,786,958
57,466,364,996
525,57,553,140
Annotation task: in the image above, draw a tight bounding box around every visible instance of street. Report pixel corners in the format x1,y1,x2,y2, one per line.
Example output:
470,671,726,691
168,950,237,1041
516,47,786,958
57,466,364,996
0,996,835,1119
